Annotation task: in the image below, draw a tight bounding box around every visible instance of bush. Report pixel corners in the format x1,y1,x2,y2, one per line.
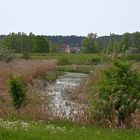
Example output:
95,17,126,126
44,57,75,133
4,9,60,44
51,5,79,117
21,51,31,60
0,48,14,62
90,58,101,65
58,57,70,65
8,76,26,110
125,54,140,61
93,60,140,127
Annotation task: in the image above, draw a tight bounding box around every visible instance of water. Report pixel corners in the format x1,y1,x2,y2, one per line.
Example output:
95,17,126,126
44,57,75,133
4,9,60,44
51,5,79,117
45,72,88,121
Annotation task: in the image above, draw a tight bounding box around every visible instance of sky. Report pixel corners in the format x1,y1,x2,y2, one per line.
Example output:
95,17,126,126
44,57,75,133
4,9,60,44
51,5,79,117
0,0,140,36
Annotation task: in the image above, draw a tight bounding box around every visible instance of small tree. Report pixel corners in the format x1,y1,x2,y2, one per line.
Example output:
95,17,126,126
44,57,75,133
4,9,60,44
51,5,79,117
95,60,140,127
8,76,26,112
21,51,31,60
0,47,14,62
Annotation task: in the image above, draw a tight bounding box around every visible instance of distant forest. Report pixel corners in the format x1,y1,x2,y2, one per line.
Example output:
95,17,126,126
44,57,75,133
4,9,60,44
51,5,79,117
0,34,121,48
0,32,140,54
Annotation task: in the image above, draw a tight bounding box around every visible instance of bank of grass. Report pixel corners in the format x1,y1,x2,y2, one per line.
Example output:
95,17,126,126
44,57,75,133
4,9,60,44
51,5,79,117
46,71,64,82
56,65,95,73
0,119,139,140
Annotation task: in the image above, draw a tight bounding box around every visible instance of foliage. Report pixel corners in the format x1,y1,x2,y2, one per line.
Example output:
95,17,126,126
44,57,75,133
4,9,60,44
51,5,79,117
1,32,30,53
106,33,120,54
125,54,140,61
0,47,14,62
1,31,140,54
47,35,84,47
49,43,58,53
131,32,140,52
93,61,140,127
1,32,50,53
8,76,26,109
90,58,101,65
30,35,50,53
82,33,99,53
21,51,31,60
119,33,130,53
58,57,70,65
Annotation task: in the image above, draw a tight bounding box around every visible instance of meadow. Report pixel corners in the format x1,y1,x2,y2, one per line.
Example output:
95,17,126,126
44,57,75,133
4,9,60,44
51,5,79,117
31,53,105,65
0,119,140,140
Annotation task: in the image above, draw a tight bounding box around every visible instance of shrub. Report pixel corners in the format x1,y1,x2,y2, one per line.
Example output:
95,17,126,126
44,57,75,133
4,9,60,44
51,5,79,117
125,54,140,61
58,57,70,65
0,48,14,62
21,51,31,60
8,76,26,110
93,60,140,127
90,58,101,65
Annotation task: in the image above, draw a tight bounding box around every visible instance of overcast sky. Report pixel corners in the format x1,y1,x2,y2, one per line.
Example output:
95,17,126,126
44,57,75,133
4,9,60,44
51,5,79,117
0,0,140,36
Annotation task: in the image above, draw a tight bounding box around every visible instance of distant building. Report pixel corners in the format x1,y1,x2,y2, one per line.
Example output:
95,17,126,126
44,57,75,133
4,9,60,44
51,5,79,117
70,47,81,53
58,44,71,53
57,44,82,53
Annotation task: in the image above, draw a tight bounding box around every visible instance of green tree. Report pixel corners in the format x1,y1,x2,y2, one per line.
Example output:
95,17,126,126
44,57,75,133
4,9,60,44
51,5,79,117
49,43,58,53
32,36,50,53
106,33,119,54
1,32,30,53
82,33,99,53
131,32,140,53
0,47,14,62
119,33,130,53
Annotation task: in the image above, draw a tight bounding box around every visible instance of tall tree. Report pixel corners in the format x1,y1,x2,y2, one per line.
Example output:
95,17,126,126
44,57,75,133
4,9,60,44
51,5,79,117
82,33,99,53
119,33,130,53
32,36,50,53
132,32,140,53
106,33,119,54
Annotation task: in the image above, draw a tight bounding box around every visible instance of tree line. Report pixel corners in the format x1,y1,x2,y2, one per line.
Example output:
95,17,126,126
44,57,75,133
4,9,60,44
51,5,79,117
82,32,140,54
0,32,140,54
0,32,49,53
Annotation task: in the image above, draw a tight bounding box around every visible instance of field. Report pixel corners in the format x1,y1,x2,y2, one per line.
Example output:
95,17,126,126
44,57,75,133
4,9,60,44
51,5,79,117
31,53,105,65
0,119,140,140
16,53,103,73
0,53,140,140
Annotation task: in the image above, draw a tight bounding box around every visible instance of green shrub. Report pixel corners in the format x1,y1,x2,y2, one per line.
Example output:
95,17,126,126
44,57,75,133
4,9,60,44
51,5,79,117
90,58,101,65
21,51,31,60
8,76,26,110
0,48,14,62
125,54,140,61
93,60,140,127
58,57,70,65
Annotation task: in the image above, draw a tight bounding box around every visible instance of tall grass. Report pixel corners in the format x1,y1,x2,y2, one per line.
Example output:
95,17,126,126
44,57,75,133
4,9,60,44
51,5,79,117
0,60,56,120
0,60,56,91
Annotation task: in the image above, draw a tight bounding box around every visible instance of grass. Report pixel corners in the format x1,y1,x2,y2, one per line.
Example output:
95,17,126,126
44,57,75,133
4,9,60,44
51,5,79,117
31,53,105,65
15,53,106,73
56,65,95,73
0,119,140,140
46,71,64,82
0,60,56,88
